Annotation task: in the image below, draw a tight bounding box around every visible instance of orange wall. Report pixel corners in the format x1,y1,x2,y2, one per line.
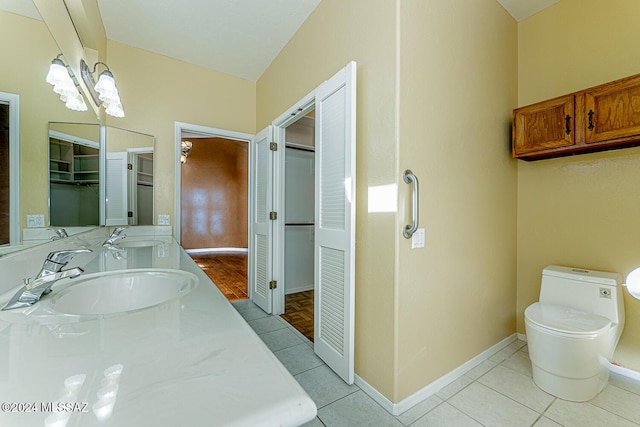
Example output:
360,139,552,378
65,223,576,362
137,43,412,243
180,138,248,249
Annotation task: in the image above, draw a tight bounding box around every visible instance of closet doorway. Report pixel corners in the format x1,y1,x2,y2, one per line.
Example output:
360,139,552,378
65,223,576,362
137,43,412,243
175,123,253,301
280,112,316,341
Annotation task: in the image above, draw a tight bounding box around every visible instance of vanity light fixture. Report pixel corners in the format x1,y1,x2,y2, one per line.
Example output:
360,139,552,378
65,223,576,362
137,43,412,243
181,141,193,164
80,59,125,118
45,54,88,112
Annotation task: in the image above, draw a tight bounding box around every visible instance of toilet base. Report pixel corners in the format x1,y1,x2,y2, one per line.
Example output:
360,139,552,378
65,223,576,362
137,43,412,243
531,362,609,402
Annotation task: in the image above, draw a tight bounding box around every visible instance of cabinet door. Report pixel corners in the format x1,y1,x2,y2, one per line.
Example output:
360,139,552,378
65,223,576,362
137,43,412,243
513,95,575,156
585,75,640,143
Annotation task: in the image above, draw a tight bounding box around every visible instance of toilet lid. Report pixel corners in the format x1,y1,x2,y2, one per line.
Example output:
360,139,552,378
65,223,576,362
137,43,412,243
525,302,612,335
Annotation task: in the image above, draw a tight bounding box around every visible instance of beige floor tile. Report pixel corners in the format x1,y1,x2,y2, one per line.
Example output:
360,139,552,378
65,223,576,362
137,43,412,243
590,384,640,424
544,399,637,427
479,365,555,413
501,350,533,377
410,403,482,427
396,395,443,426
448,382,539,427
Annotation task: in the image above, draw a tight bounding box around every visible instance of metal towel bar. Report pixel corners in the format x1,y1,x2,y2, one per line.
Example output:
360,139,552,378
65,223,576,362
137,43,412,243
403,169,419,239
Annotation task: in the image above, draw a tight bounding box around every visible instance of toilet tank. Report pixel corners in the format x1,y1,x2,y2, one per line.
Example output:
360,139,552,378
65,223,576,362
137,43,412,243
540,265,625,326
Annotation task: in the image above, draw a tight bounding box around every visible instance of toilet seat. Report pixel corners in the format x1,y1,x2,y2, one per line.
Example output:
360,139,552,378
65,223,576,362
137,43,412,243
525,302,612,336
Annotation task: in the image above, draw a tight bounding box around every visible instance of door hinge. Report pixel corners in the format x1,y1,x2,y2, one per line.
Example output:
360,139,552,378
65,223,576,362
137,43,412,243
269,211,278,220
269,280,277,290
269,142,278,151
127,163,133,170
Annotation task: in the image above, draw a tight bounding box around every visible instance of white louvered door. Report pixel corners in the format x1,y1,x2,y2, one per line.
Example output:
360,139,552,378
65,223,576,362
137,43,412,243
105,152,129,225
314,62,356,384
250,126,274,313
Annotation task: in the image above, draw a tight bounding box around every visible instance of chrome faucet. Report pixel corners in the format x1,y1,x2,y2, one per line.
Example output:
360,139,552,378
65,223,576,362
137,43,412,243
102,227,127,247
52,228,69,240
2,249,92,311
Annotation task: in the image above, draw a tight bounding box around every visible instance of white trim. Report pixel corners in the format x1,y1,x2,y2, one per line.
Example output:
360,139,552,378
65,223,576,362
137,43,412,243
99,125,106,225
271,89,317,316
173,122,253,244
0,92,20,245
517,332,527,342
610,362,640,382
355,333,518,416
127,146,154,153
49,130,99,149
285,285,313,295
185,247,248,254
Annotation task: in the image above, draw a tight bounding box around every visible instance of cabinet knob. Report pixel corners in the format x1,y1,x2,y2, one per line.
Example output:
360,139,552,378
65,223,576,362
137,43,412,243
588,110,595,131
565,115,572,135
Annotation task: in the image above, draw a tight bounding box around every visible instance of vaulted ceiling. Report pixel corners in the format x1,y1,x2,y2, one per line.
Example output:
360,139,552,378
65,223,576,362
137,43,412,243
0,0,560,81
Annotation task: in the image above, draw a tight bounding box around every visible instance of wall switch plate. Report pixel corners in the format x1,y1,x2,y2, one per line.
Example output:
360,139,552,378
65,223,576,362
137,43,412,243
157,214,171,226
411,228,425,249
26,214,45,228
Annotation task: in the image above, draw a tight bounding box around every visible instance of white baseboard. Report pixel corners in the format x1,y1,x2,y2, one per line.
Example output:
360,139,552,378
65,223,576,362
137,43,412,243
610,363,640,382
285,285,314,295
355,333,518,416
185,247,248,254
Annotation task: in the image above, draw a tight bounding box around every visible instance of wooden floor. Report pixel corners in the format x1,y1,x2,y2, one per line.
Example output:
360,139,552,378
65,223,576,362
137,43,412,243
190,252,314,341
281,290,314,342
189,252,248,301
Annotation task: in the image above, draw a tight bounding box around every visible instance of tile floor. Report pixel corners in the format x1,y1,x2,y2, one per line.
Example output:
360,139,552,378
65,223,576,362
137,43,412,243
232,300,640,427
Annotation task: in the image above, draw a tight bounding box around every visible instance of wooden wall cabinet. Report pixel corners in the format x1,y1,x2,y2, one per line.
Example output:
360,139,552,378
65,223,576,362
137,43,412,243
513,73,640,160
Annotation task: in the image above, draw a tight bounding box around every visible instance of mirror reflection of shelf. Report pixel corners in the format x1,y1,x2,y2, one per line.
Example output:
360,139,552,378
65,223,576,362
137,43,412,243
49,138,99,185
137,154,153,187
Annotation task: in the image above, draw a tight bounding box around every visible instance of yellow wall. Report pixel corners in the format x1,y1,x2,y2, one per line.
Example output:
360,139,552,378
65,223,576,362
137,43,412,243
104,41,256,221
258,0,399,397
0,12,99,227
517,0,640,370
0,11,256,228
396,0,517,399
258,0,518,402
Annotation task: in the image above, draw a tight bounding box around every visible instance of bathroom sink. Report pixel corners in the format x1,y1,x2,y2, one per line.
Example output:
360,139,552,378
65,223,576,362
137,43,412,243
46,269,198,315
114,239,169,248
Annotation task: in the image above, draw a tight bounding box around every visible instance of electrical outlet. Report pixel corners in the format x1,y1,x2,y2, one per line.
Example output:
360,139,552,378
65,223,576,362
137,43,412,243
157,214,171,226
26,214,45,228
411,228,425,249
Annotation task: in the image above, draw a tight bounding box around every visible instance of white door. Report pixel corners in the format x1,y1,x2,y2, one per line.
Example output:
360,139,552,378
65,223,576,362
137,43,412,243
105,152,129,225
250,126,275,313
314,62,357,384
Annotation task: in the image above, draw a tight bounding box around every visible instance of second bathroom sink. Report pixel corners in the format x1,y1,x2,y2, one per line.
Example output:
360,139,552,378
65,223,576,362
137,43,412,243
45,269,198,315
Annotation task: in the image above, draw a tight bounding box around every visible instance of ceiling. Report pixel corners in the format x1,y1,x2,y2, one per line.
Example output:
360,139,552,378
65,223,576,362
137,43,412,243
0,0,560,82
496,0,560,21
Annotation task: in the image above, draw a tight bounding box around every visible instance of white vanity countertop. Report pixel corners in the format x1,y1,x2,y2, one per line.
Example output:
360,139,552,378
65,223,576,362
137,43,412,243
0,231,316,427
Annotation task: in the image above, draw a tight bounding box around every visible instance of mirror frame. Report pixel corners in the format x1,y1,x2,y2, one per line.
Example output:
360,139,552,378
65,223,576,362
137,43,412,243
0,92,20,245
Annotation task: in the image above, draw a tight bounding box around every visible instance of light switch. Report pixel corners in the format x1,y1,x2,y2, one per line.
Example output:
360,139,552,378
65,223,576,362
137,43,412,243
157,214,171,226
26,214,45,228
411,228,425,249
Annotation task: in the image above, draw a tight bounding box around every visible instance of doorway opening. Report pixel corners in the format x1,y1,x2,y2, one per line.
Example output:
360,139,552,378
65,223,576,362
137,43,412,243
0,103,9,245
175,123,252,302
279,111,316,341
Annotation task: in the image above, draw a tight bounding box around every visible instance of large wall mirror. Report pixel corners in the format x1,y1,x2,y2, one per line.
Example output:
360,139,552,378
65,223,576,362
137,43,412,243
48,122,155,226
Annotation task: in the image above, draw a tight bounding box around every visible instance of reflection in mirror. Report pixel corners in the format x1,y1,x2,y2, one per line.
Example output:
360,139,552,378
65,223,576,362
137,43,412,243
48,123,155,227
49,122,101,226
104,127,154,226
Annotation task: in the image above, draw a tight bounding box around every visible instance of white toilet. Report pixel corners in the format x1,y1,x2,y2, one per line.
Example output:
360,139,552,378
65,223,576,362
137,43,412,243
524,265,625,402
